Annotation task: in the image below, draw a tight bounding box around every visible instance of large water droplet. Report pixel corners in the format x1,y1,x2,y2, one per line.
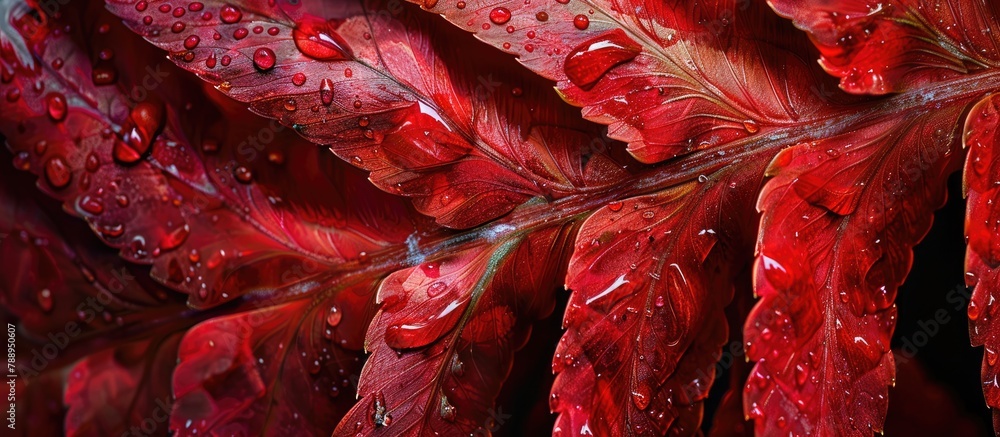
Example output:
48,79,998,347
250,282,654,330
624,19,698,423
631,385,651,410
253,47,276,71
219,4,242,23
319,78,334,105
564,29,641,90
293,17,354,61
160,224,190,251
489,7,511,24
114,102,164,164
44,156,72,189
80,196,105,215
46,93,68,122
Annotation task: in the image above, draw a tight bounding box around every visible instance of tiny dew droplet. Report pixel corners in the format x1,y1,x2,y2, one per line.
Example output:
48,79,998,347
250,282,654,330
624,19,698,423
37,288,53,312
742,119,759,134
573,14,590,30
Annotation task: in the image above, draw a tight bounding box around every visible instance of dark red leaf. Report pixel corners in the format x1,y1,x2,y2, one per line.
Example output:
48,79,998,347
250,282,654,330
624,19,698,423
0,0,423,312
64,335,182,437
770,0,1000,94
964,93,1000,430
554,170,759,435
104,0,628,228
334,225,575,436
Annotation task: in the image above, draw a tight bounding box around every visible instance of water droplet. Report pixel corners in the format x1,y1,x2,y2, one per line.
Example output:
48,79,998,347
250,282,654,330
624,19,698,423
233,27,248,39
426,281,447,297
46,93,68,122
489,7,511,24
292,72,306,86
450,355,465,376
160,224,190,251
293,18,354,61
372,391,391,427
253,48,276,70
795,363,809,386
573,14,590,30
234,166,253,183
536,11,548,21
320,78,334,105
80,196,104,215
219,4,242,23
420,262,439,277
92,63,118,85
439,395,457,422
284,99,297,111
267,150,285,164
326,305,342,327
183,35,200,49
631,385,651,410
114,102,164,164
969,298,981,320
607,201,623,212
44,156,71,189
564,29,641,90
37,288,53,312
743,119,759,134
